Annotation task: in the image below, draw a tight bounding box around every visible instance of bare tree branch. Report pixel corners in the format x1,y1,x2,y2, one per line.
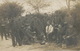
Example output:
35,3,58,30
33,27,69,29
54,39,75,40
26,0,50,13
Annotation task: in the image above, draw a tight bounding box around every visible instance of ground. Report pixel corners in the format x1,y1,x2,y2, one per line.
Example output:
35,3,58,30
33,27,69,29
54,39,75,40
0,38,80,51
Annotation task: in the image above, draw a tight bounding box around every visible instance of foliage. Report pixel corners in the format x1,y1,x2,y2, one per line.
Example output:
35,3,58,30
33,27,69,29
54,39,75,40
0,2,24,19
71,3,80,32
51,10,68,25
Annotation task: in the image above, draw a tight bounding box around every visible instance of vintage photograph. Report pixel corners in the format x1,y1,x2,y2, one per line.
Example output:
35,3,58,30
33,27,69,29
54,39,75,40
0,0,80,51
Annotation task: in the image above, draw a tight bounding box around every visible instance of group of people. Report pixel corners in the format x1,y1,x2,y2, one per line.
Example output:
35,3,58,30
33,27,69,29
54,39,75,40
0,14,78,48
0,20,10,40
46,21,78,47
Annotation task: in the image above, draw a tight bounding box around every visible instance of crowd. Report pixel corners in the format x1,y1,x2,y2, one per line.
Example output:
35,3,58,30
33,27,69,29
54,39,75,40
0,13,78,48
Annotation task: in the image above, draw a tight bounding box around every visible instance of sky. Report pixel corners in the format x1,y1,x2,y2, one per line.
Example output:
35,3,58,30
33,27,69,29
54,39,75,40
0,0,76,15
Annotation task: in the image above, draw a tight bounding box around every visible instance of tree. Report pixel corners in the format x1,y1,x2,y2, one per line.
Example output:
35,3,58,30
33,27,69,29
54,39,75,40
0,1,24,46
66,0,76,11
26,0,50,13
71,3,80,45
0,1,24,20
51,9,68,25
66,0,76,25
71,3,80,33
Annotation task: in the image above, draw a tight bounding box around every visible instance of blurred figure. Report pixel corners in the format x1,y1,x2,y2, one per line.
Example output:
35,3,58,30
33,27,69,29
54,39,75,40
22,24,33,45
46,21,53,42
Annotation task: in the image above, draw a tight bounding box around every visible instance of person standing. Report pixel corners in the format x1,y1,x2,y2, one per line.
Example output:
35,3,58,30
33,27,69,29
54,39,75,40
46,21,53,42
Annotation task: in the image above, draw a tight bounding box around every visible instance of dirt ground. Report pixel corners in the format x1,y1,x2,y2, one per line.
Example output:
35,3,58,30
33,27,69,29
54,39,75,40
0,38,80,51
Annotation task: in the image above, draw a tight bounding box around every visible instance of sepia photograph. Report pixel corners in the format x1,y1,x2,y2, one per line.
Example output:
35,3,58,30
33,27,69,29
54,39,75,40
0,0,80,51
